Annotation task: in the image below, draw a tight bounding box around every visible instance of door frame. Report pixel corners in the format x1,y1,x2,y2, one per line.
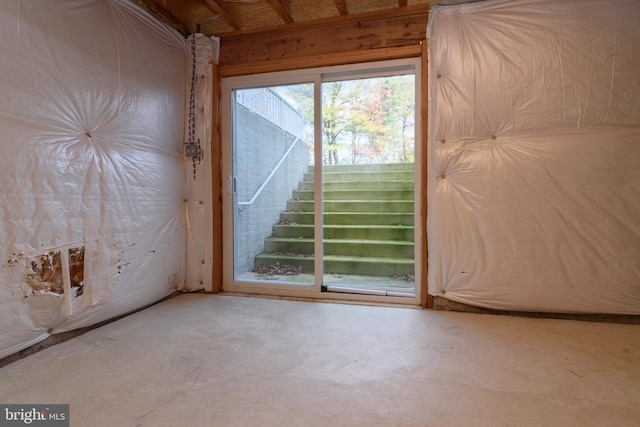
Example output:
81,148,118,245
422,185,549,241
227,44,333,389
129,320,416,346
220,58,423,306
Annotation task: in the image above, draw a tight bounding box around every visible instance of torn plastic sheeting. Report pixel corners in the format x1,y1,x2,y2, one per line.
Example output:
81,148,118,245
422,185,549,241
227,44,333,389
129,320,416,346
0,0,187,359
427,0,640,314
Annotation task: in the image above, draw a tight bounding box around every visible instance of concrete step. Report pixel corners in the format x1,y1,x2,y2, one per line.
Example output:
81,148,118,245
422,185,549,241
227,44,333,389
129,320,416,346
312,163,414,173
292,189,414,201
272,224,414,241
264,238,414,258
278,212,414,226
304,170,414,182
255,163,416,277
298,180,414,191
287,200,414,213
254,253,414,276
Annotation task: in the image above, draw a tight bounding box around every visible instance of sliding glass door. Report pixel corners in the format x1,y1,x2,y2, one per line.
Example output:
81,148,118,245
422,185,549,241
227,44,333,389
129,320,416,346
320,74,416,297
222,59,420,302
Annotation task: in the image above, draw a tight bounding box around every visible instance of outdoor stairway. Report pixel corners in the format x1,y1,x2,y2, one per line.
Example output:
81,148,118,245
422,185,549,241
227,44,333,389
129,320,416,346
254,163,415,277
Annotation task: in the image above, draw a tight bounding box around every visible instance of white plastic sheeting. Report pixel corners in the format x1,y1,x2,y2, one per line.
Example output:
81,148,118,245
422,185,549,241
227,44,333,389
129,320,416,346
427,0,640,313
0,0,187,359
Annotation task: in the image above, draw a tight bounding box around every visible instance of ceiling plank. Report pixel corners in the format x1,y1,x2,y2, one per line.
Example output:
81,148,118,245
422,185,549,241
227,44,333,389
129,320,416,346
334,0,348,16
264,0,294,24
219,3,430,38
399,0,408,6
201,0,242,31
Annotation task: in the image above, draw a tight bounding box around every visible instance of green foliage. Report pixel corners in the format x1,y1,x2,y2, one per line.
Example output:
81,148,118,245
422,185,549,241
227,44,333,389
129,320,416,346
275,73,415,165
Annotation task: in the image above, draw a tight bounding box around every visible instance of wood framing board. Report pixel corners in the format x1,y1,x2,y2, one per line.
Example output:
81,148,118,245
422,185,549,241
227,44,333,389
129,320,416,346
420,40,432,309
132,0,187,33
211,62,223,293
220,45,421,77
219,10,429,66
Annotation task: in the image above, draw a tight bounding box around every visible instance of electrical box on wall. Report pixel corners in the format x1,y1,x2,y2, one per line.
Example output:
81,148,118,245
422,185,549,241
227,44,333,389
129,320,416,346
186,141,201,159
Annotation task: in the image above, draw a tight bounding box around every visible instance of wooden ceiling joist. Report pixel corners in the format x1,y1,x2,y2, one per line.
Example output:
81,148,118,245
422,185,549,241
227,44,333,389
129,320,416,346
136,0,433,37
133,0,186,33
219,3,430,38
202,0,242,31
265,0,294,24
333,0,348,16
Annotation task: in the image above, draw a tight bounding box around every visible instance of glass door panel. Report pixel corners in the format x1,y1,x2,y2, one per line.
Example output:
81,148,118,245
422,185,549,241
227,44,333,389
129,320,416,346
224,59,420,302
232,84,315,285
321,75,416,297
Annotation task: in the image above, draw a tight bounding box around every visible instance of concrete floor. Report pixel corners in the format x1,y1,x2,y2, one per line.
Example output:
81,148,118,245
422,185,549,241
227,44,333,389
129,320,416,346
1,294,639,427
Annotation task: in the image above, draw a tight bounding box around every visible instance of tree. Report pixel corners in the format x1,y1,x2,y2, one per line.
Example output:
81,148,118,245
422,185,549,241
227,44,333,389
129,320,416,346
275,74,415,165
322,82,347,165
381,75,415,163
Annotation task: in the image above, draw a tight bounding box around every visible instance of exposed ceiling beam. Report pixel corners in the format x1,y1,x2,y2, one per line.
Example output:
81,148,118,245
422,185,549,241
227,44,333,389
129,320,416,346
264,0,294,24
201,0,242,31
219,3,430,38
133,0,186,33
333,0,348,16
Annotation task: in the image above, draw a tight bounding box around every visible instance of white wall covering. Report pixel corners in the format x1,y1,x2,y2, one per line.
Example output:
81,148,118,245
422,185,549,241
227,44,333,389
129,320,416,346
0,0,187,358
427,0,640,313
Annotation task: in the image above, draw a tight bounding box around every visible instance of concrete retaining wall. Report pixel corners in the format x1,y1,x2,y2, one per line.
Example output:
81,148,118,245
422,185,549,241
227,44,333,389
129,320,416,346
234,104,310,275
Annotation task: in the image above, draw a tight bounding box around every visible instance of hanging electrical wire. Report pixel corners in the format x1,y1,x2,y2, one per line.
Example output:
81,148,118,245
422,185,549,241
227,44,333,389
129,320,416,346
185,35,202,180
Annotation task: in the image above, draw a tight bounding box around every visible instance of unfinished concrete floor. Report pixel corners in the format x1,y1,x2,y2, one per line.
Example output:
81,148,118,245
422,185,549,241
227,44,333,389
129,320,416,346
1,294,639,426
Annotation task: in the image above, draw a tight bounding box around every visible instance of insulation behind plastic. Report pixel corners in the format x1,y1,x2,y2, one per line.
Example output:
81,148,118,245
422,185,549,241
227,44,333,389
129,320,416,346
0,0,187,358
427,0,640,314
